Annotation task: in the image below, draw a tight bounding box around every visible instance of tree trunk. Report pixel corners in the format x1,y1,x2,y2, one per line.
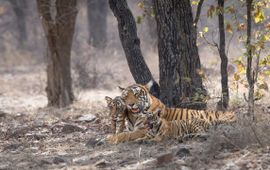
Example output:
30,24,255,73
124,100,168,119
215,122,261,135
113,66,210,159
153,0,206,109
109,0,160,98
193,0,204,31
87,0,108,49
37,0,77,107
217,0,229,110
246,0,255,119
145,0,157,50
10,0,27,47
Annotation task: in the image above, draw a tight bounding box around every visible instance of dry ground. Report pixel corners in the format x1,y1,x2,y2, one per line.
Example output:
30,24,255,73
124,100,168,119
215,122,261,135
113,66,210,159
0,65,270,170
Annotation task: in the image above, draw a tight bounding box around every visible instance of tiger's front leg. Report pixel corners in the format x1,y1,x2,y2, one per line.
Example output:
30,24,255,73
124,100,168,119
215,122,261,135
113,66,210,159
107,129,147,144
150,136,163,142
135,136,150,142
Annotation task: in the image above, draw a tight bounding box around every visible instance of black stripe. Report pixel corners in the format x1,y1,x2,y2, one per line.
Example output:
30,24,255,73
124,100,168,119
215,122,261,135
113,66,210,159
127,115,134,127
180,109,183,120
157,121,162,133
215,111,219,119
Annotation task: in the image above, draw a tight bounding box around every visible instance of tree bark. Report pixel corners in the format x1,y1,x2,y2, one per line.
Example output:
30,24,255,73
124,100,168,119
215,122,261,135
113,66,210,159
109,0,160,98
193,0,204,31
87,0,107,49
145,0,157,50
153,0,206,109
9,0,28,47
37,0,77,107
217,0,229,110
246,0,255,119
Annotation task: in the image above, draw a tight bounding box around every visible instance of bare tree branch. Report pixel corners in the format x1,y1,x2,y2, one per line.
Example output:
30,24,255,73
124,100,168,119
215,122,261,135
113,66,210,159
193,0,204,26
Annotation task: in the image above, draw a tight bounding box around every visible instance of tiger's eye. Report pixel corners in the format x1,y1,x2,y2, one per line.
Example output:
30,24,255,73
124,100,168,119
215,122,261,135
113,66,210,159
116,101,121,106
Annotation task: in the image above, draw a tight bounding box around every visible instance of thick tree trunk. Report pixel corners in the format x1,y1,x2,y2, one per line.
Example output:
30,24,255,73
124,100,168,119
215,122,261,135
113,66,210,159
109,0,160,98
217,0,229,110
10,0,27,47
153,0,206,109
37,0,77,107
87,0,107,49
246,0,255,119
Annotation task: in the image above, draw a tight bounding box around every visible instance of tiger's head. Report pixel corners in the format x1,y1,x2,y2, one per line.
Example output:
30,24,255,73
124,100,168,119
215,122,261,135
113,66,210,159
105,96,127,133
105,96,126,115
120,84,152,114
143,111,162,136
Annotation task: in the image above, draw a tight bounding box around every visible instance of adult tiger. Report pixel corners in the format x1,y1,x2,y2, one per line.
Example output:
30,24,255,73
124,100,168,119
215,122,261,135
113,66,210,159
120,84,236,124
105,96,146,134
137,111,210,142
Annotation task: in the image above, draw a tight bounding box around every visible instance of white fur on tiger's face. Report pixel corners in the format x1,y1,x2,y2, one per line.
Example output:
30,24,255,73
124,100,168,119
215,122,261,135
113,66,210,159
121,84,151,114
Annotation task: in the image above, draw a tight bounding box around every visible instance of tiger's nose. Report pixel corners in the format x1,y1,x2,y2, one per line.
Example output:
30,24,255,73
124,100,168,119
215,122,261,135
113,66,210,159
128,103,135,107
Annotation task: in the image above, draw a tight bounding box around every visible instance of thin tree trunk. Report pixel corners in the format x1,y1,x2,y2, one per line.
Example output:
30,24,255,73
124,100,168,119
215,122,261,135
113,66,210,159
145,0,157,50
193,0,204,31
87,0,107,49
153,0,206,109
10,0,27,47
109,0,160,98
217,0,229,110
246,0,255,119
37,0,77,107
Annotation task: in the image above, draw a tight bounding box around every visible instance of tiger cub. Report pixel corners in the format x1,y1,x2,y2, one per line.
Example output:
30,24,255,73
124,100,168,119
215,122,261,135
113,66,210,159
105,96,126,134
105,96,146,134
121,84,236,124
138,111,210,142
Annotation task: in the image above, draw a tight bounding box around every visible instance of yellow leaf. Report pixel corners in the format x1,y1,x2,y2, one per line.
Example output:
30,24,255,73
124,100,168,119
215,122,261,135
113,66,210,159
255,90,265,100
234,73,240,81
254,11,265,23
237,23,246,31
263,35,270,41
203,27,209,33
265,23,270,29
192,1,199,5
207,5,215,18
196,69,208,81
264,70,270,76
258,81,269,91
137,2,144,9
226,23,233,34
136,16,144,24
227,6,235,13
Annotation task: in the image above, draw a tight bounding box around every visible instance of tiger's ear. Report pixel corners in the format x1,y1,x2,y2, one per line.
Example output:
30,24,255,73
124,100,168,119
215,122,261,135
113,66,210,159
118,86,125,92
156,109,162,117
105,96,113,104
142,80,154,92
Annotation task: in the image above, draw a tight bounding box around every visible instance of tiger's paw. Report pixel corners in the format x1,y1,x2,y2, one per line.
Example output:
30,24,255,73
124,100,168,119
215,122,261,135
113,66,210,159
135,137,157,145
150,137,162,143
106,135,119,145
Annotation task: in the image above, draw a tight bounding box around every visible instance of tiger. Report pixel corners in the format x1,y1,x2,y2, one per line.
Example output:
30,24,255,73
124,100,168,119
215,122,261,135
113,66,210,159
120,84,237,124
137,111,210,142
105,96,126,134
105,96,146,134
